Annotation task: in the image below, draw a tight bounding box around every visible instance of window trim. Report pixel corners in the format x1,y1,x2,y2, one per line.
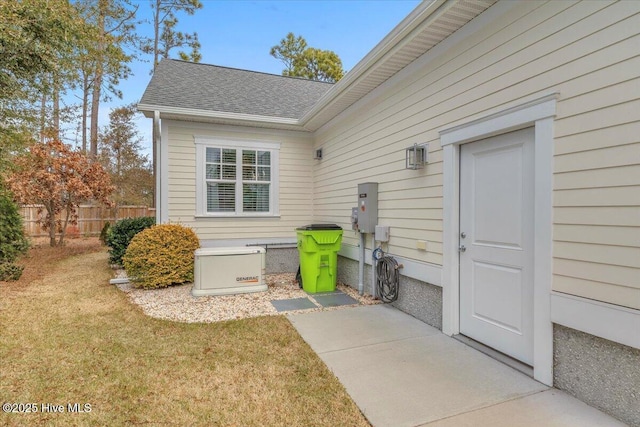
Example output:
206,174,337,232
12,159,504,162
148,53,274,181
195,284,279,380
195,137,280,217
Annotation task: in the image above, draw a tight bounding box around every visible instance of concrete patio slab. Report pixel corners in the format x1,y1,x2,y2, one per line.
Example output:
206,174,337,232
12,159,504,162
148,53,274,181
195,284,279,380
313,333,546,427
288,305,625,427
288,304,439,353
423,388,627,427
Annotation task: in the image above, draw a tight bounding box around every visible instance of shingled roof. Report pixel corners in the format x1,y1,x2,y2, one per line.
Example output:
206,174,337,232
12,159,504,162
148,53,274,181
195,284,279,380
139,59,333,120
139,2,495,130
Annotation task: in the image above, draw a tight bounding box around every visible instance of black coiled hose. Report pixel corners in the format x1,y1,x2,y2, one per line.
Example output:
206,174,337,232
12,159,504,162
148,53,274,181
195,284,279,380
376,254,400,303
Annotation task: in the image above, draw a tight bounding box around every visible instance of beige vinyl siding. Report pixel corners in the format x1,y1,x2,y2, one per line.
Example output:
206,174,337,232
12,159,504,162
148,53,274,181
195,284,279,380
165,121,314,241
552,129,640,311
312,0,640,308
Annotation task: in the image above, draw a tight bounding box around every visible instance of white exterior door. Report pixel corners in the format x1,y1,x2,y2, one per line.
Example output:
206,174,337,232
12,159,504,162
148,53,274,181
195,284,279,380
459,128,535,365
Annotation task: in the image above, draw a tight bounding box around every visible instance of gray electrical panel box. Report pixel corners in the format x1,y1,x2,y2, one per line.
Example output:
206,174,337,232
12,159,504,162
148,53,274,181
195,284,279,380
357,182,378,233
351,207,359,231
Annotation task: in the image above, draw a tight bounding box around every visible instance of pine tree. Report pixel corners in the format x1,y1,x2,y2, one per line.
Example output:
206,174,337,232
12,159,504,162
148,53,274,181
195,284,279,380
270,33,344,83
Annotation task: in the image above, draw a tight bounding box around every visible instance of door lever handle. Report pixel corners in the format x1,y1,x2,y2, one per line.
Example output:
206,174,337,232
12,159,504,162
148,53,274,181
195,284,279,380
459,245,466,253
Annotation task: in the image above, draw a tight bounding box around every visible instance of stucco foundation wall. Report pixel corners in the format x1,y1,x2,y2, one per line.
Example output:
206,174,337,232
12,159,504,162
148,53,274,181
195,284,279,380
337,256,442,330
390,274,442,331
265,247,298,274
553,324,640,427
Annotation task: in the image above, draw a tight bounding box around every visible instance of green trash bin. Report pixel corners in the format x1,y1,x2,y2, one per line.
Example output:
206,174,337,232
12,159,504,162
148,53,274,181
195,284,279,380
296,224,343,293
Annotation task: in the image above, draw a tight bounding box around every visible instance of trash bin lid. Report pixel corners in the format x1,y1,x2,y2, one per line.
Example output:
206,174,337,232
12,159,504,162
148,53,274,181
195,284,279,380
296,224,342,230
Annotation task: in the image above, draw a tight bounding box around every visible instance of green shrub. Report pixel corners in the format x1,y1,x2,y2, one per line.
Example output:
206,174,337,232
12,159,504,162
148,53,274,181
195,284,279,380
122,224,200,289
0,193,29,277
0,262,24,281
105,216,155,265
99,221,111,245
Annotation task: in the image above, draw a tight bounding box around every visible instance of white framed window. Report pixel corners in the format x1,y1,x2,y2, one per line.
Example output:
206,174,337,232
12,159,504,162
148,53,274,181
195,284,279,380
195,137,280,217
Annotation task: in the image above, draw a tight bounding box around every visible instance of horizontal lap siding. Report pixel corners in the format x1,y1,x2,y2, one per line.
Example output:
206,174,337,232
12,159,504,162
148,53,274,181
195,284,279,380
166,122,314,241
312,0,640,308
550,0,640,308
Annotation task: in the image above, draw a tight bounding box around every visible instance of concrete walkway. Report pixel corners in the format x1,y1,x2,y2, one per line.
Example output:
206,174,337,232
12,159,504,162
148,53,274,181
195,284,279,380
288,304,626,427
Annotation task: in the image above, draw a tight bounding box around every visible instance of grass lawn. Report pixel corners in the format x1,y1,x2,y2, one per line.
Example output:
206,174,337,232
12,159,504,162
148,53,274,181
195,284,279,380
0,239,369,426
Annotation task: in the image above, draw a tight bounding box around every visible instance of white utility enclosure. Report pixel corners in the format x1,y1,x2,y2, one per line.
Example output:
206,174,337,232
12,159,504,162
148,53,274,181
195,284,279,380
192,247,266,296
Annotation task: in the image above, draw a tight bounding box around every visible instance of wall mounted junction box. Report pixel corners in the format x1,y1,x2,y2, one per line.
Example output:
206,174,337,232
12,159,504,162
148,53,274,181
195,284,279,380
375,225,390,242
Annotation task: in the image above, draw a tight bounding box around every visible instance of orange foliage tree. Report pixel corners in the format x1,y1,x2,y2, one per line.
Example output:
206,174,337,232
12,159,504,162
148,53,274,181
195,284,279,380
7,138,114,247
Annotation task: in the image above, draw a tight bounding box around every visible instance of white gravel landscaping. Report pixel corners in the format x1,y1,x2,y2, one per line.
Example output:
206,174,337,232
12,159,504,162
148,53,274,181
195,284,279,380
113,272,380,323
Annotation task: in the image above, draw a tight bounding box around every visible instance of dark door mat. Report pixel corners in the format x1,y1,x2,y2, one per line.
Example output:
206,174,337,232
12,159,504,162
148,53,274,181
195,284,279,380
271,298,317,312
312,293,359,308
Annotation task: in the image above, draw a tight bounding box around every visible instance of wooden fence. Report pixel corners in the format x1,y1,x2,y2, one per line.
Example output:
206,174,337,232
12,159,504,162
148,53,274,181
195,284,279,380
20,205,156,237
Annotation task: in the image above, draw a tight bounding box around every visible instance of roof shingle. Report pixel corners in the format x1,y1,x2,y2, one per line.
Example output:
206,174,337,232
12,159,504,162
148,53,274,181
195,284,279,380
139,59,333,120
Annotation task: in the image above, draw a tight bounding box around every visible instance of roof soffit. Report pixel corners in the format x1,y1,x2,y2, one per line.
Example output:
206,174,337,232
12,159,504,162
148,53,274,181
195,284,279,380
301,0,496,131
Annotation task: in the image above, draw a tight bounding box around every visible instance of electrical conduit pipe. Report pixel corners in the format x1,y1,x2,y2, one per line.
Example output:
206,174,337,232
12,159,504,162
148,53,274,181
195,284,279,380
371,234,377,299
358,231,365,295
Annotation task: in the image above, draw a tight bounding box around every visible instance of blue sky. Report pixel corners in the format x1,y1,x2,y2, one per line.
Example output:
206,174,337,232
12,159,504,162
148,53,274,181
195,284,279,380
106,0,422,153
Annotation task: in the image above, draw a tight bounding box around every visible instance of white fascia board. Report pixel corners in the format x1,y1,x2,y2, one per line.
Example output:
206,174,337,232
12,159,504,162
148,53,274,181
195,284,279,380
163,119,314,140
137,103,301,128
298,0,446,127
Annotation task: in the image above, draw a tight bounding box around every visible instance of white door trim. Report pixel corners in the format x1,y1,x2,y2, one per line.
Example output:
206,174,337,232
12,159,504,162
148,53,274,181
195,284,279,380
440,92,558,386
